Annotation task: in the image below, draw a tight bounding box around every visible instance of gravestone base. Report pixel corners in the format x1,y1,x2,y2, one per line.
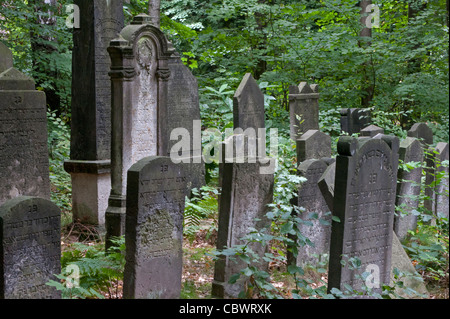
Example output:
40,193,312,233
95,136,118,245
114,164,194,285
64,160,111,227
105,195,126,250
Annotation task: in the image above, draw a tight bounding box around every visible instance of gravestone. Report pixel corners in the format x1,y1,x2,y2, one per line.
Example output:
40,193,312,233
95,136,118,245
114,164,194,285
212,75,274,299
434,142,449,219
293,159,333,266
296,129,332,163
0,196,61,299
361,125,384,137
0,43,50,206
289,82,320,140
105,14,174,245
318,161,336,212
395,137,424,240
64,0,124,226
407,123,434,215
340,108,372,135
123,156,186,299
106,14,204,245
166,56,205,191
327,136,399,295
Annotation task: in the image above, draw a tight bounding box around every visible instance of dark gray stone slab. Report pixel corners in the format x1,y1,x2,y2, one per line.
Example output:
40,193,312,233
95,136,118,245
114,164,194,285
296,129,332,163
340,108,372,135
295,159,332,266
123,156,186,299
0,196,61,299
233,73,265,132
318,161,336,213
166,57,205,191
0,42,13,73
289,82,320,140
361,125,384,137
407,123,433,147
434,142,449,219
66,0,123,226
395,137,424,240
328,136,398,295
0,50,50,206
212,160,274,298
70,0,124,161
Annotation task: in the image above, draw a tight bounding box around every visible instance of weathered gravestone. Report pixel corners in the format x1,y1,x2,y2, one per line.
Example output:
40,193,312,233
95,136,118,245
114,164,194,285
289,82,320,141
106,14,204,246
212,75,274,299
166,56,205,191
407,123,434,216
340,108,372,136
395,137,424,240
292,159,334,266
318,155,428,299
64,0,124,227
360,125,384,138
0,196,61,299
296,129,332,163
434,142,449,219
327,135,399,296
0,42,50,206
123,156,186,299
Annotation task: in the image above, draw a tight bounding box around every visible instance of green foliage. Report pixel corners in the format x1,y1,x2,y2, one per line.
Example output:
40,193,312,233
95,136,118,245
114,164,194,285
184,186,219,240
47,111,72,225
47,237,126,299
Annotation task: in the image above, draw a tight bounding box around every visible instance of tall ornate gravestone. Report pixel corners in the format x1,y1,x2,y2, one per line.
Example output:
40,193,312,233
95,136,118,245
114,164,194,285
289,82,320,141
105,14,204,246
340,108,372,135
123,157,186,299
0,42,50,206
64,0,124,226
327,135,399,296
1,196,61,299
212,75,274,299
395,137,424,240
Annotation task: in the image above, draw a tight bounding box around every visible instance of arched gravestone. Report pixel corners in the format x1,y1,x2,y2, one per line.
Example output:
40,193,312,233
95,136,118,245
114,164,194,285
0,42,50,206
106,14,204,246
327,136,399,296
0,196,61,299
123,157,186,299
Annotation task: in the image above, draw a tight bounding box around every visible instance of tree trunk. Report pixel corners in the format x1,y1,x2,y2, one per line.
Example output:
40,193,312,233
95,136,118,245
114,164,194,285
149,0,161,29
359,0,374,108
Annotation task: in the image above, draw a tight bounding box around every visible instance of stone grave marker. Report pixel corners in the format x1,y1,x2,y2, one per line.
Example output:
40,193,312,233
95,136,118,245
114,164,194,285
318,161,336,213
0,43,50,206
395,137,424,240
434,142,449,219
106,14,204,245
296,129,332,163
123,156,186,299
166,56,205,191
407,123,434,215
292,159,333,266
360,125,384,137
289,82,320,140
64,0,124,227
327,135,399,296
212,75,274,299
105,14,174,245
340,108,372,135
0,196,61,299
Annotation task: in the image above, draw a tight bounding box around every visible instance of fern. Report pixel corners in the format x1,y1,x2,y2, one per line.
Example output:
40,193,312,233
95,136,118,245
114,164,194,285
184,186,219,239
